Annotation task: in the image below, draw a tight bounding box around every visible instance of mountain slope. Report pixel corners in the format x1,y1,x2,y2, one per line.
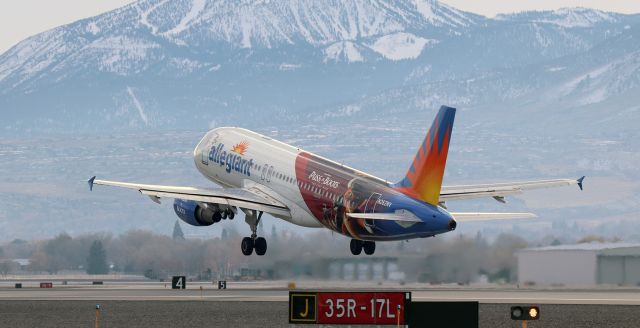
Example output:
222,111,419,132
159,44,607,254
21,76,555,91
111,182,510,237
0,1,639,135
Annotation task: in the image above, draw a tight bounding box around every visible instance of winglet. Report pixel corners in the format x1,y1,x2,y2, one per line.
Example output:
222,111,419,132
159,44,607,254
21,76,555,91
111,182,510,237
88,176,96,191
577,176,585,191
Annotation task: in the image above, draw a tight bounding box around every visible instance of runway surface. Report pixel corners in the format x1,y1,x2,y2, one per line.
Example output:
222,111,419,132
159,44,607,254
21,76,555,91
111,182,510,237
1,281,640,304
1,281,640,327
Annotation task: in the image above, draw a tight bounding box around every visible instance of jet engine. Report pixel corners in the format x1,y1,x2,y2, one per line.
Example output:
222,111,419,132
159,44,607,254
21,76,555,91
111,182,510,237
173,199,222,226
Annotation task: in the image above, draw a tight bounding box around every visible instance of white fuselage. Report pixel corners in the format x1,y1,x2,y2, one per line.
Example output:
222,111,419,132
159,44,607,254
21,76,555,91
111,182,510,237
191,127,444,242
193,127,327,228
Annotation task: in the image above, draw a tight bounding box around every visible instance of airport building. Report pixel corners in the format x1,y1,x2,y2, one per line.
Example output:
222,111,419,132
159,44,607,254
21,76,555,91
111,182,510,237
272,257,407,281
517,243,640,286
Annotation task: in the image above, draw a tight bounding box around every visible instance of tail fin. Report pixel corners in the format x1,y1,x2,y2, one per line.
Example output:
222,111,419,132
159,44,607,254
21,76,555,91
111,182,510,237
395,105,456,205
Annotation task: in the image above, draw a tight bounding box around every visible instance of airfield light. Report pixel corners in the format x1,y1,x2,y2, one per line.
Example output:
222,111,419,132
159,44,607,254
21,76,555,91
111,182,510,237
511,306,523,319
511,306,540,321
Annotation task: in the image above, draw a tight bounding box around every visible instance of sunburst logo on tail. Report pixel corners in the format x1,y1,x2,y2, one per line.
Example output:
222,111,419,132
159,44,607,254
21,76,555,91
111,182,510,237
231,141,249,155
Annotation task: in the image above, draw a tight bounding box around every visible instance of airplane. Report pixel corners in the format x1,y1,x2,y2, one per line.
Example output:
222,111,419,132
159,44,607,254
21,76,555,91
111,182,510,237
88,106,584,256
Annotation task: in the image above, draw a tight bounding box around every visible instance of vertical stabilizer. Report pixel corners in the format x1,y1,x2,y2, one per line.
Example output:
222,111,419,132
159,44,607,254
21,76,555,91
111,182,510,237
395,106,456,205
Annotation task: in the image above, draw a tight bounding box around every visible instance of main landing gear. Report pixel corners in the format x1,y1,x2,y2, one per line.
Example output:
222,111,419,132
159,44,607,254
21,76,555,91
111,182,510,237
221,209,235,220
241,209,267,256
350,239,376,255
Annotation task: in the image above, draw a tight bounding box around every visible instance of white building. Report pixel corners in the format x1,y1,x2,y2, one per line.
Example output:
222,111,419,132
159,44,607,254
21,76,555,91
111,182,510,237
517,243,640,286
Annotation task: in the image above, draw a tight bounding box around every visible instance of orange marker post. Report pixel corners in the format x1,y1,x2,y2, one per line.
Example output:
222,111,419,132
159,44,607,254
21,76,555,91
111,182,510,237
95,304,101,328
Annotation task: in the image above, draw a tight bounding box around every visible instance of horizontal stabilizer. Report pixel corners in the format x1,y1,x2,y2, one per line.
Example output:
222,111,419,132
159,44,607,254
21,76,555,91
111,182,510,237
451,212,536,222
440,177,585,202
347,212,422,223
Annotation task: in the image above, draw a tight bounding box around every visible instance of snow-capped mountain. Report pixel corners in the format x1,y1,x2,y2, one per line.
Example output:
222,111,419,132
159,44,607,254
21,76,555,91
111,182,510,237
0,0,639,135
0,0,479,83
2,0,640,239
497,7,626,28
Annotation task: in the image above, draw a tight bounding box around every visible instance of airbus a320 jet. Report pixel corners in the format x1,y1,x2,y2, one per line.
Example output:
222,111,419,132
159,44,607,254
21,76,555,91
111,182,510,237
89,106,584,256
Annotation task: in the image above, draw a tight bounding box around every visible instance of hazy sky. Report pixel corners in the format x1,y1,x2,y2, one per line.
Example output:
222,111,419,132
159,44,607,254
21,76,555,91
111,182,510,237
1,0,639,53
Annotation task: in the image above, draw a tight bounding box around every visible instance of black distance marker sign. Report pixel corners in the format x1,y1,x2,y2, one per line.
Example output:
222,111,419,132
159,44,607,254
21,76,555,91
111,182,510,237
172,276,186,289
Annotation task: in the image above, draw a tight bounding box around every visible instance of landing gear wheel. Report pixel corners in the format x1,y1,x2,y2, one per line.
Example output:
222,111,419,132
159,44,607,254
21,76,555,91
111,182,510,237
221,211,228,220
350,239,363,255
363,241,376,255
254,237,267,256
241,237,254,256
227,210,235,220
213,211,222,223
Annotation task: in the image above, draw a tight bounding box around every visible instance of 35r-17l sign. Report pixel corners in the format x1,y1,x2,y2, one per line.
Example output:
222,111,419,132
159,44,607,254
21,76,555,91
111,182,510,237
289,291,411,325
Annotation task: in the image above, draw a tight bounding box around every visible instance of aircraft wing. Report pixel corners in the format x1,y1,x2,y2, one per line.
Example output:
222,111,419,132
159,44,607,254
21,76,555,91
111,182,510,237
450,212,536,222
88,177,290,217
439,176,585,202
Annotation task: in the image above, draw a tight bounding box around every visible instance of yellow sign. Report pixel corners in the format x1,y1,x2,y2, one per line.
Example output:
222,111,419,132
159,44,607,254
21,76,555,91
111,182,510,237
290,293,317,323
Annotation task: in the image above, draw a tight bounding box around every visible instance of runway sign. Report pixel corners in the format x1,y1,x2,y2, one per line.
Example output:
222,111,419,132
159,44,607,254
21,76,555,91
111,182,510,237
40,282,52,288
408,302,478,328
171,276,186,289
289,291,409,325
289,293,317,324
218,280,227,289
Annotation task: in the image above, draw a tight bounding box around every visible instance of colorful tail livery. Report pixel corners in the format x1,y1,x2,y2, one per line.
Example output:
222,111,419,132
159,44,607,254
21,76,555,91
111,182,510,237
395,106,456,205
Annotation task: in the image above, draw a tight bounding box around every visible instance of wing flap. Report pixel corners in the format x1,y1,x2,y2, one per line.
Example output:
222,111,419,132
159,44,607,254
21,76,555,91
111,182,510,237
451,212,536,222
90,177,290,217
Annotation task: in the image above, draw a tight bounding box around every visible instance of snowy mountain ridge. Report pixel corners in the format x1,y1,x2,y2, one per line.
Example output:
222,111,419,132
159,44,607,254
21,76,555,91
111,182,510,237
132,0,478,46
0,0,482,87
497,7,620,28
0,0,639,134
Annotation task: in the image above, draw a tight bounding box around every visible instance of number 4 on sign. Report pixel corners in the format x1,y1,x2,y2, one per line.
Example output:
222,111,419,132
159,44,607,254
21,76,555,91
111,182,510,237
176,277,183,289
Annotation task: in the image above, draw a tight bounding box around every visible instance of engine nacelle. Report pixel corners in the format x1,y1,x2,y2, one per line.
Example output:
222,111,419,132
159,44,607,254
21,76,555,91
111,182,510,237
173,199,220,226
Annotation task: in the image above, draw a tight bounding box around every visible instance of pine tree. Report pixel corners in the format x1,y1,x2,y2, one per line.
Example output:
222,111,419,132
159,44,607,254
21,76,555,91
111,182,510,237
86,240,108,274
172,220,185,240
